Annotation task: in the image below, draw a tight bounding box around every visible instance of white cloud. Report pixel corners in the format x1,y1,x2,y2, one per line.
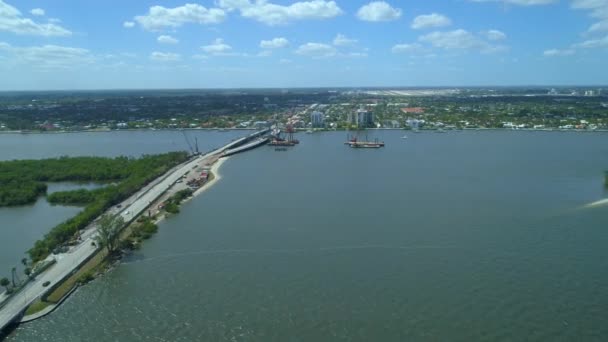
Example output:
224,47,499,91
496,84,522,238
571,0,608,33
150,51,181,62
134,4,226,31
260,37,289,48
418,29,507,53
0,42,93,69
346,52,368,57
30,8,44,16
543,48,576,56
391,43,428,54
588,20,608,32
574,34,608,48
469,0,557,5
158,35,179,44
279,58,292,64
356,1,402,22
411,13,451,30
0,0,71,36
484,29,507,41
123,21,135,28
257,50,272,57
218,0,342,25
333,33,357,46
295,42,337,58
201,38,233,55
419,29,481,49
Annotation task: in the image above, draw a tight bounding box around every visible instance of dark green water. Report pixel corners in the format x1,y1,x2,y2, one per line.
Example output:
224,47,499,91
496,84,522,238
6,131,608,341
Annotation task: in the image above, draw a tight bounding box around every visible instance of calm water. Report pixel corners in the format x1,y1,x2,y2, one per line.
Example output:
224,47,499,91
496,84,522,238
4,130,608,341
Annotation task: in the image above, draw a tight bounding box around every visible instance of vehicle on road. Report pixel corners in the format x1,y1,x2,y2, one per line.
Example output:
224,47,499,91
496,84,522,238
42,281,51,287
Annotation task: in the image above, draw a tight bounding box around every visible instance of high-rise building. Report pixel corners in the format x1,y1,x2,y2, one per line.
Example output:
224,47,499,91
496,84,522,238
311,111,325,128
356,108,374,128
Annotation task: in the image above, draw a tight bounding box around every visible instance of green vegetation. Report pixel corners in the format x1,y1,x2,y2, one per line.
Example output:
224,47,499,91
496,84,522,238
164,202,180,214
94,214,125,255
172,189,193,203
129,217,159,243
77,271,95,285
0,277,9,293
20,152,189,263
163,188,193,215
47,189,97,206
24,299,51,316
0,181,47,206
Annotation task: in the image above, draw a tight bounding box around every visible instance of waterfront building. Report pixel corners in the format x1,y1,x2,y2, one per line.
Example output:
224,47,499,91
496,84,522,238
311,111,325,128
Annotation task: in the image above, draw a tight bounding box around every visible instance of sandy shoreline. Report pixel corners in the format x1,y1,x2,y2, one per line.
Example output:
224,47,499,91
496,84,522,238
152,156,229,225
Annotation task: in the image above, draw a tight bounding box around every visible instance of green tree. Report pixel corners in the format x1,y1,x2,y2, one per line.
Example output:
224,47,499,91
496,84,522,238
94,214,125,255
0,277,9,292
24,267,32,278
21,258,28,267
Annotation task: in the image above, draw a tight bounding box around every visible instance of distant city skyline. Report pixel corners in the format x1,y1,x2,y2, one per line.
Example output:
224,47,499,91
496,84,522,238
0,0,607,90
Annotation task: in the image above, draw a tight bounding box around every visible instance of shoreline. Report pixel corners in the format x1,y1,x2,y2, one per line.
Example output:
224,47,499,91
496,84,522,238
152,156,228,226
2,128,608,135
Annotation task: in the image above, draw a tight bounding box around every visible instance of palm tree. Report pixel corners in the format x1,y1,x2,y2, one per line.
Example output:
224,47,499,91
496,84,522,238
11,267,17,287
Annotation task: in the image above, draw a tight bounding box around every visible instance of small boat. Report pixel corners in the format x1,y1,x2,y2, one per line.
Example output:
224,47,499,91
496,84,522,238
401,135,408,139
305,129,313,134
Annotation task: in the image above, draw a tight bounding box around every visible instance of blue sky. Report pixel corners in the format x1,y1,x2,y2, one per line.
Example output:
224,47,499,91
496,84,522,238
0,0,607,90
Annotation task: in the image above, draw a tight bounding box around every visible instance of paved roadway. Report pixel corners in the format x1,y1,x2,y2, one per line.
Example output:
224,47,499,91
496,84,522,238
0,138,245,331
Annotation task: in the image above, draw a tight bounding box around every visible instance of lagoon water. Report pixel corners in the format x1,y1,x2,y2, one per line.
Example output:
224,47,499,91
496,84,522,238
3,130,608,341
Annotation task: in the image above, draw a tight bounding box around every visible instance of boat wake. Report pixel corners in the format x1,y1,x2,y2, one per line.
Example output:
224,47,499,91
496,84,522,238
584,198,608,208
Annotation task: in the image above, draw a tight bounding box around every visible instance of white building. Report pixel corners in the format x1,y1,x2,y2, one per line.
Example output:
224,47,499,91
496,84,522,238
311,111,325,128
356,108,374,128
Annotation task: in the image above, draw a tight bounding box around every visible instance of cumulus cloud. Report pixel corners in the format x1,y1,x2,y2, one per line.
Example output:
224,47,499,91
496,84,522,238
543,48,576,56
30,8,44,16
391,43,428,54
469,0,557,5
356,1,402,22
571,0,608,33
411,13,451,29
574,34,608,48
418,29,507,53
218,0,342,25
150,51,181,62
134,4,226,31
0,42,93,69
123,21,135,28
157,35,179,44
295,42,337,58
260,37,289,48
333,33,357,46
201,38,233,55
484,29,507,41
0,0,71,36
